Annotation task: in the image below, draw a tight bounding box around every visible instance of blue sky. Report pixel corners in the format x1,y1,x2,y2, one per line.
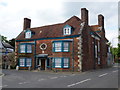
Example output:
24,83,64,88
0,0,118,47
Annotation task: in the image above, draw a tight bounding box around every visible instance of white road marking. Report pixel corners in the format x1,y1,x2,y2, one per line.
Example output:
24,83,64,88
98,73,108,77
112,70,118,73
23,82,29,84
67,78,91,87
50,77,58,79
3,85,8,87
18,82,23,84
38,78,45,81
60,76,64,77
70,74,75,76
63,76,67,77
0,85,8,87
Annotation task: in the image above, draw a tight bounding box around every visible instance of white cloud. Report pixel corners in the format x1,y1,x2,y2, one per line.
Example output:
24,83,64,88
0,0,118,47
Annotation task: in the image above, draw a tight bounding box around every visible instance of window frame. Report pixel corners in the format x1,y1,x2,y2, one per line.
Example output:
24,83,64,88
26,44,32,53
53,41,70,52
98,57,100,65
19,58,32,67
26,58,32,67
54,42,62,52
19,43,32,53
63,42,69,52
52,57,70,68
54,58,62,68
63,58,69,68
19,44,26,53
19,58,25,67
25,30,31,38
95,45,98,58
63,25,72,35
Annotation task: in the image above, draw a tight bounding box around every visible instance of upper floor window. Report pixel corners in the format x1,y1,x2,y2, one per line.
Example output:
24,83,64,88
25,30,31,38
63,25,72,35
20,44,32,53
53,41,69,52
20,45,25,53
63,42,69,52
26,44,32,53
54,42,62,52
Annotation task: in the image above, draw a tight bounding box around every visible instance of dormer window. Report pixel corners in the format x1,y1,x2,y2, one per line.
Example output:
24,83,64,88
25,29,31,38
63,25,72,35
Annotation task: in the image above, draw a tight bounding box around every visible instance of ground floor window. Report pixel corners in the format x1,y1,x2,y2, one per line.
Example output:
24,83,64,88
19,58,32,67
98,57,100,65
52,57,69,68
26,58,32,67
19,58,25,67
63,58,69,68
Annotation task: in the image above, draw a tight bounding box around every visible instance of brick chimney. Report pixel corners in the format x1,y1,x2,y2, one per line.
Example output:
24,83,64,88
23,18,31,30
98,14,104,29
81,8,88,25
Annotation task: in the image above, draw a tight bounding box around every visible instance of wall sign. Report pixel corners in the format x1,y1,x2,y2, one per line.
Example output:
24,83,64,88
40,43,47,50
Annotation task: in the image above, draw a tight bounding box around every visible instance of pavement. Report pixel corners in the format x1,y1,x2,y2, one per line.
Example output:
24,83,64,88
1,63,119,88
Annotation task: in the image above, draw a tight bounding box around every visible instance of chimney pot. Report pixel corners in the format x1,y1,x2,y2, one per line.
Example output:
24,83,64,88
98,14,104,29
81,8,88,25
23,18,31,30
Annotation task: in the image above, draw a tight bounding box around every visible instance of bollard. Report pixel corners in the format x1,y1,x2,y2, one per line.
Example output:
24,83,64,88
28,66,31,71
8,65,11,69
16,65,19,71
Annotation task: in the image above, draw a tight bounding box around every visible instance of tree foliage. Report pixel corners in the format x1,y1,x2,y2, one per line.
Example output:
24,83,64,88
1,35,9,43
8,38,15,48
1,35,15,48
117,44,120,58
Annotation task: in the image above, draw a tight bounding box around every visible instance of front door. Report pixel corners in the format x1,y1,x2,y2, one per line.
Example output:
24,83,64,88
41,59,45,70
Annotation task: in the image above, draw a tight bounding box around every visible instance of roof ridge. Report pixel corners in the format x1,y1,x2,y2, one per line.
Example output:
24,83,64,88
30,23,63,30
65,15,81,23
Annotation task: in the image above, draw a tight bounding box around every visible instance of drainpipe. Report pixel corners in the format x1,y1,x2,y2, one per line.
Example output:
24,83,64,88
34,40,36,70
93,37,96,69
72,39,74,72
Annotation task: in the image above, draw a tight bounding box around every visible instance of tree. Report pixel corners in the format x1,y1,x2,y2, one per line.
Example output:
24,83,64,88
0,35,15,48
117,44,120,58
7,52,16,69
8,38,15,48
1,35,9,43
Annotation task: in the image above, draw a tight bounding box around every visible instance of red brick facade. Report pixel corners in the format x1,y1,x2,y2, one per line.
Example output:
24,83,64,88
15,8,108,72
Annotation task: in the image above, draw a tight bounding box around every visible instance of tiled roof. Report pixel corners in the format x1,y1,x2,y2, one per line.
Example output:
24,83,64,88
1,41,14,49
16,16,83,40
90,25,102,32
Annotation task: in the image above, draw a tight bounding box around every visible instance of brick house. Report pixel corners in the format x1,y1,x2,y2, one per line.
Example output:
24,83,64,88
15,8,109,72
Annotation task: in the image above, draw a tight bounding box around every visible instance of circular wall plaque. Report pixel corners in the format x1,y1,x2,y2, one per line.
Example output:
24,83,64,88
40,43,47,50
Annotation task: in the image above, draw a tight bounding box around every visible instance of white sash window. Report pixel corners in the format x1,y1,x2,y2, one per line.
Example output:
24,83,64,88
19,58,25,67
20,45,25,53
54,42,62,52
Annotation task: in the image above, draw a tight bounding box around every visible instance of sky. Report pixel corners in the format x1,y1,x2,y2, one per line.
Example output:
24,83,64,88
0,0,119,47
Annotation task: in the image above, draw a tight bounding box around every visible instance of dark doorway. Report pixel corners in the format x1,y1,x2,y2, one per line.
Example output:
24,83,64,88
41,59,45,70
